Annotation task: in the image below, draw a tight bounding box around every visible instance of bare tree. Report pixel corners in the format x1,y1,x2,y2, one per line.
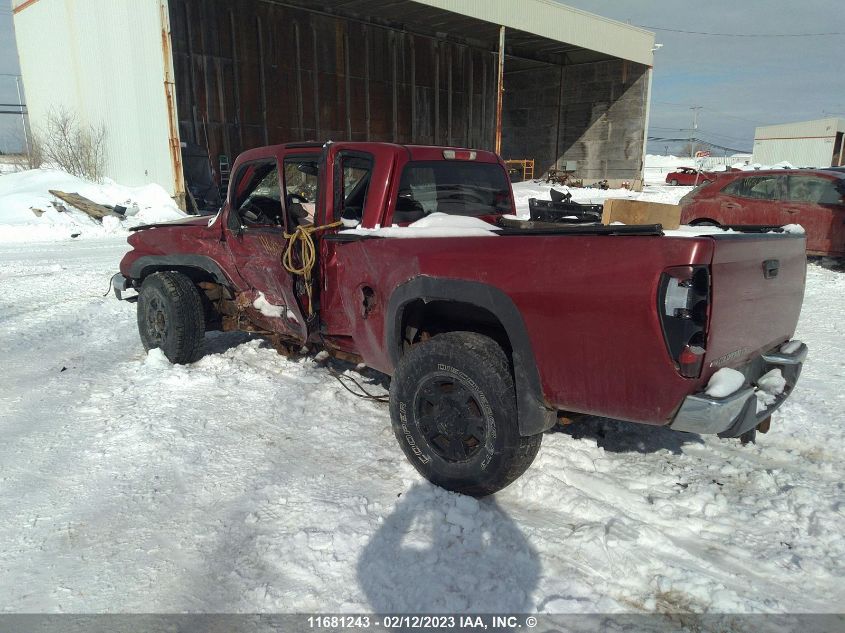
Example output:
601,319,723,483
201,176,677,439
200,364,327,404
34,107,106,181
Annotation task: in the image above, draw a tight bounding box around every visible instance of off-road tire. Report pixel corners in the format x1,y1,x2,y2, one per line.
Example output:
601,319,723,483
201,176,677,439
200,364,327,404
137,272,205,364
389,331,542,497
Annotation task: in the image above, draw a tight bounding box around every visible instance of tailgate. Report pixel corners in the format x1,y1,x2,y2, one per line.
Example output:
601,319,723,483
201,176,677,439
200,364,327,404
704,233,806,376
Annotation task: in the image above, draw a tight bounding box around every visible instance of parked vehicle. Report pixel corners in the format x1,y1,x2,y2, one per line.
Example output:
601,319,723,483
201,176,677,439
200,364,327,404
665,167,717,186
113,141,808,496
679,169,845,257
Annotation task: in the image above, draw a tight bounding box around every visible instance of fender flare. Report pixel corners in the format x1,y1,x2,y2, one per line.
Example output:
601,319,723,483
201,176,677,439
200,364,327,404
386,276,557,436
127,255,230,286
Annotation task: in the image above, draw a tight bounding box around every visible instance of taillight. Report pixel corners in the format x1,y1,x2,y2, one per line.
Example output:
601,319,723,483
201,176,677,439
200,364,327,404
657,266,710,378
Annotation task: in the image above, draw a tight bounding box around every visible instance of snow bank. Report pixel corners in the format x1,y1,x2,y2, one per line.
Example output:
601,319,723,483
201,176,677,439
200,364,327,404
0,168,186,242
341,212,500,238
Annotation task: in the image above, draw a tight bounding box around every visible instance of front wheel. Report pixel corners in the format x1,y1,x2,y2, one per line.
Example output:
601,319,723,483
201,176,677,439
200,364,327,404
137,271,205,364
389,332,542,497
669,179,679,186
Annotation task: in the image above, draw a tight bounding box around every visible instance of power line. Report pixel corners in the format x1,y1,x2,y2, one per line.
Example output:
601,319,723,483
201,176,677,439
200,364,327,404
647,136,752,154
639,25,843,37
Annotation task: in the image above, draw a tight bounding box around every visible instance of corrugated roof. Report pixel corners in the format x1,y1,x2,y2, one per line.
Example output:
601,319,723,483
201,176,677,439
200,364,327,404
411,0,654,66
260,0,654,66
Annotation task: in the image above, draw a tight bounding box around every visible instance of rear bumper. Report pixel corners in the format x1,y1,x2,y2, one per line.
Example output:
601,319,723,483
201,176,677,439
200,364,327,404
669,341,807,437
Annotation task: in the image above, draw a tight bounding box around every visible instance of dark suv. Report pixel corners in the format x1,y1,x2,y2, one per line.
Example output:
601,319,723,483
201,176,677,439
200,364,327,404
679,169,845,257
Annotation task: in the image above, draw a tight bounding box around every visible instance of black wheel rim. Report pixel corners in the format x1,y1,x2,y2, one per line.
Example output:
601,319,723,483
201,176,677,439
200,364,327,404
145,296,168,345
415,375,487,463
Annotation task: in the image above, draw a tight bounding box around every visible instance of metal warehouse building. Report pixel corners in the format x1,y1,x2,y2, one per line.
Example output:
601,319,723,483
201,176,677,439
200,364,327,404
13,0,654,207
753,117,845,168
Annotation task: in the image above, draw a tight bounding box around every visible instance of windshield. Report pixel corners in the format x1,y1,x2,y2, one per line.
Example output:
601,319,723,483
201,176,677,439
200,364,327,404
394,161,513,220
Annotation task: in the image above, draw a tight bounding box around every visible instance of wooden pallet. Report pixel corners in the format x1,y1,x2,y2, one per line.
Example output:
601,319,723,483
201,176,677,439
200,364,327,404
49,190,123,220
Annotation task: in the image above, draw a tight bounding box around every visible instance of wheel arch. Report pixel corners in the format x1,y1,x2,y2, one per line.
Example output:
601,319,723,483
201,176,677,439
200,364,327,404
128,255,231,286
690,217,721,227
386,276,556,436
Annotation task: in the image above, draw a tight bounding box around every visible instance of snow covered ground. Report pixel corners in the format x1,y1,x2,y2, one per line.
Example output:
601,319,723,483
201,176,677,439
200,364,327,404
512,179,691,213
1,232,844,614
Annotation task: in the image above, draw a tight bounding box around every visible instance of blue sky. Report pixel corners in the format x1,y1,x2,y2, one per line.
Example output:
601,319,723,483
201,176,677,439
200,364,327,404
564,0,845,154
2,1,843,155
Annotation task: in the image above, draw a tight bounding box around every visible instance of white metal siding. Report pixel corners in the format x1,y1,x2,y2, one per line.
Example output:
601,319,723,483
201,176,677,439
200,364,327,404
753,138,837,168
752,118,844,167
412,0,655,66
13,0,178,195
754,117,845,141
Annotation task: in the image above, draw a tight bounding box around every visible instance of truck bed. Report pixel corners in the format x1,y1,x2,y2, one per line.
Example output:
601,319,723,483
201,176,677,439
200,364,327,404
326,228,806,425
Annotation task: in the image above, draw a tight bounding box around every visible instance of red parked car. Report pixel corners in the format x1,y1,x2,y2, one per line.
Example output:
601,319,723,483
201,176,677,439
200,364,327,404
665,167,717,186
679,169,845,257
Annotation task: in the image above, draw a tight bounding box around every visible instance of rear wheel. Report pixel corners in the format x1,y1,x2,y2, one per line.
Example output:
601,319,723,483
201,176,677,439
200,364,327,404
389,332,542,497
137,271,205,364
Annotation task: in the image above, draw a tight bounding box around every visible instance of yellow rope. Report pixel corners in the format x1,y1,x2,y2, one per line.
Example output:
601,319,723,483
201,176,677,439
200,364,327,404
282,221,343,316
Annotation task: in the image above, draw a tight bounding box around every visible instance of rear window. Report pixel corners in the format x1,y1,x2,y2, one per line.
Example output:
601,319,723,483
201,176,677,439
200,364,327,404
394,161,513,218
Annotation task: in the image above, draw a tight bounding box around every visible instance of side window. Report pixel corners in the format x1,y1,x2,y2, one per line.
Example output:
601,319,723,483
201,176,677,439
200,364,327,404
232,161,284,227
722,176,783,200
786,176,842,205
283,158,319,226
334,154,373,223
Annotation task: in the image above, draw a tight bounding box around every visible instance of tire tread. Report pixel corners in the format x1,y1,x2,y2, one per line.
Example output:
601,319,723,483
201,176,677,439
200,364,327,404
138,271,205,364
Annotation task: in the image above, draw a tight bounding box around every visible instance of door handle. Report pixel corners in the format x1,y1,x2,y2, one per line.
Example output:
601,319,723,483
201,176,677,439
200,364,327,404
784,208,799,214
723,203,740,209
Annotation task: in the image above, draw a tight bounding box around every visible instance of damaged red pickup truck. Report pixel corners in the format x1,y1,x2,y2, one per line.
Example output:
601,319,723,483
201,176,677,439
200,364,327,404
113,141,808,496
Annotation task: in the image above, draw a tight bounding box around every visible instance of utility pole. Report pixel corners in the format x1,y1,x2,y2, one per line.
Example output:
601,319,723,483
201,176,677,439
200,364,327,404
689,105,702,158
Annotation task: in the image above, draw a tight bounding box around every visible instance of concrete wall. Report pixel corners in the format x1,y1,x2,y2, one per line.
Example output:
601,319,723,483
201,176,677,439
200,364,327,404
502,59,649,183
13,0,180,196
